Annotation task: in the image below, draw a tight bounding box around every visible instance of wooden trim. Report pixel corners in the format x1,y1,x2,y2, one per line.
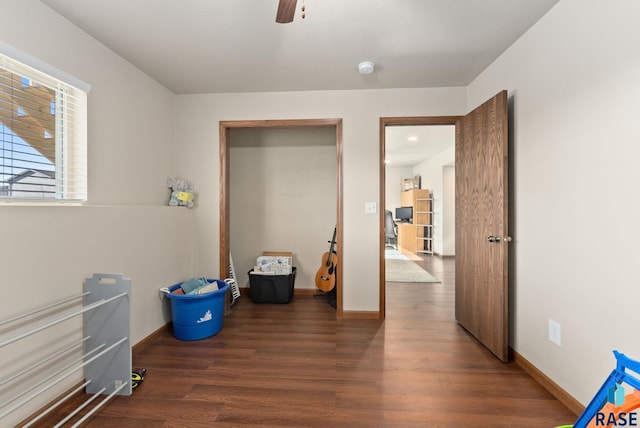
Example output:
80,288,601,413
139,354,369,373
379,116,463,126
17,381,86,426
132,323,171,354
219,124,230,281
512,349,583,416
219,118,343,318
379,119,387,320
19,323,173,426
341,310,381,320
220,124,231,315
379,116,462,321
238,287,320,297
335,119,344,319
219,118,341,129
295,289,320,297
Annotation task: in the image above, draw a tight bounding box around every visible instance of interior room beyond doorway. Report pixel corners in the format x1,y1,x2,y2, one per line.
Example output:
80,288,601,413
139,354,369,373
380,117,458,318
384,124,455,258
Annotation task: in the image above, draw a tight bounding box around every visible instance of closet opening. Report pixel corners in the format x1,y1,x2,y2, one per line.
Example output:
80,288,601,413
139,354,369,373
220,119,343,316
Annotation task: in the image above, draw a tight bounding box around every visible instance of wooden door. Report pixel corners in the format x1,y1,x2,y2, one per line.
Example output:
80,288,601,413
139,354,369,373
455,90,509,361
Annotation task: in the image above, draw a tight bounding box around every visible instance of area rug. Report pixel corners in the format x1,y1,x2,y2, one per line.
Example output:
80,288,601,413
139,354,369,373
385,247,423,261
384,248,409,260
385,258,440,283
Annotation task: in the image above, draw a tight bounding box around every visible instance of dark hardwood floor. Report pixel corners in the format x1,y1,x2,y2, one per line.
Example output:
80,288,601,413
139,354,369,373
35,256,576,427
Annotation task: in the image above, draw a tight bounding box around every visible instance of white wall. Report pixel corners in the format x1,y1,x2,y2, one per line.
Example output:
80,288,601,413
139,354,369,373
0,2,189,423
467,0,640,405
2,0,176,206
229,127,337,290
385,165,414,212
10,0,632,419
175,88,467,312
413,145,455,256
442,165,455,256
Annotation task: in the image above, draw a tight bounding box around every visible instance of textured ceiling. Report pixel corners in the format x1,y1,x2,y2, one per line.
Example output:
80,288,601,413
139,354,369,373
41,0,559,95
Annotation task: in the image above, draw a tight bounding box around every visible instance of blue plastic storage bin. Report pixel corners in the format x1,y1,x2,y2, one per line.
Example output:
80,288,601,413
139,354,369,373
165,280,228,340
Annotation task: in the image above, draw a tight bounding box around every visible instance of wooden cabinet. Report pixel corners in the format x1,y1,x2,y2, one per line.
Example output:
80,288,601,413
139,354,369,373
397,223,417,253
397,189,433,255
399,190,414,208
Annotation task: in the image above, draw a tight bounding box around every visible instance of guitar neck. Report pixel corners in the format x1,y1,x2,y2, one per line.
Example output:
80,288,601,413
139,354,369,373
325,227,337,266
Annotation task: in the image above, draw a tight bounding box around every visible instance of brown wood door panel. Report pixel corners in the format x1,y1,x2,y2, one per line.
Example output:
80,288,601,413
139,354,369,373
455,90,509,361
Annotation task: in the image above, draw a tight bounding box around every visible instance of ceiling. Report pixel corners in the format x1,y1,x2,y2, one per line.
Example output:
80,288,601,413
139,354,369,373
385,125,455,167
41,0,559,95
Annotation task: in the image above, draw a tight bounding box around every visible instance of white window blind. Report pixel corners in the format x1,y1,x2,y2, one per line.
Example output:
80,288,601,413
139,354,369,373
0,50,87,202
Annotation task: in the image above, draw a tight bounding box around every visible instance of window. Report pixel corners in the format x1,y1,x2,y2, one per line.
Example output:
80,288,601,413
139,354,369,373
0,48,88,202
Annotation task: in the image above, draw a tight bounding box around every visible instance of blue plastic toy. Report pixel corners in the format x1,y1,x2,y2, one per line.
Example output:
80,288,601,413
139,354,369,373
565,351,640,428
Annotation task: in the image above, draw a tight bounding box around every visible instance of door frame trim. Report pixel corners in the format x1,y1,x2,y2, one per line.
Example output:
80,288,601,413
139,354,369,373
220,118,344,317
379,116,462,319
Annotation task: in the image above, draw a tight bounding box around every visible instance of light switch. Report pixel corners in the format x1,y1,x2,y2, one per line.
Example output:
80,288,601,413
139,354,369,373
365,202,377,214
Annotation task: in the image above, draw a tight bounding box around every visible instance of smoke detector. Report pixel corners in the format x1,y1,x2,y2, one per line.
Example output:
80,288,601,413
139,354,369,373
358,61,375,75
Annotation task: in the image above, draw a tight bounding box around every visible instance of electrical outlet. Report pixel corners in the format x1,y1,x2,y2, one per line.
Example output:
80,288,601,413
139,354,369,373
548,319,561,346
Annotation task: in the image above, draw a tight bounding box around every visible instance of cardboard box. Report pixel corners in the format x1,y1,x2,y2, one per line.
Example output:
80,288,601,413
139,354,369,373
253,251,293,275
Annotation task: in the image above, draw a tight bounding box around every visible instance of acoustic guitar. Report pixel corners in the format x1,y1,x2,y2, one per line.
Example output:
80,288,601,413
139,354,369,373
315,227,337,292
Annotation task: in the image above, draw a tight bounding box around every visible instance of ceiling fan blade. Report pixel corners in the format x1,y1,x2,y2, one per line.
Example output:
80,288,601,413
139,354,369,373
276,0,297,23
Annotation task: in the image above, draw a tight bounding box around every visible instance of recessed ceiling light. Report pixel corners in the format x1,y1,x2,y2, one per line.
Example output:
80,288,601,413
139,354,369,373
384,159,391,164
408,136,418,142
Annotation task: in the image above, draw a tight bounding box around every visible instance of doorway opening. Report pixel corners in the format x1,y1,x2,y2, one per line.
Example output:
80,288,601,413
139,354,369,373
379,116,460,318
220,119,344,317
